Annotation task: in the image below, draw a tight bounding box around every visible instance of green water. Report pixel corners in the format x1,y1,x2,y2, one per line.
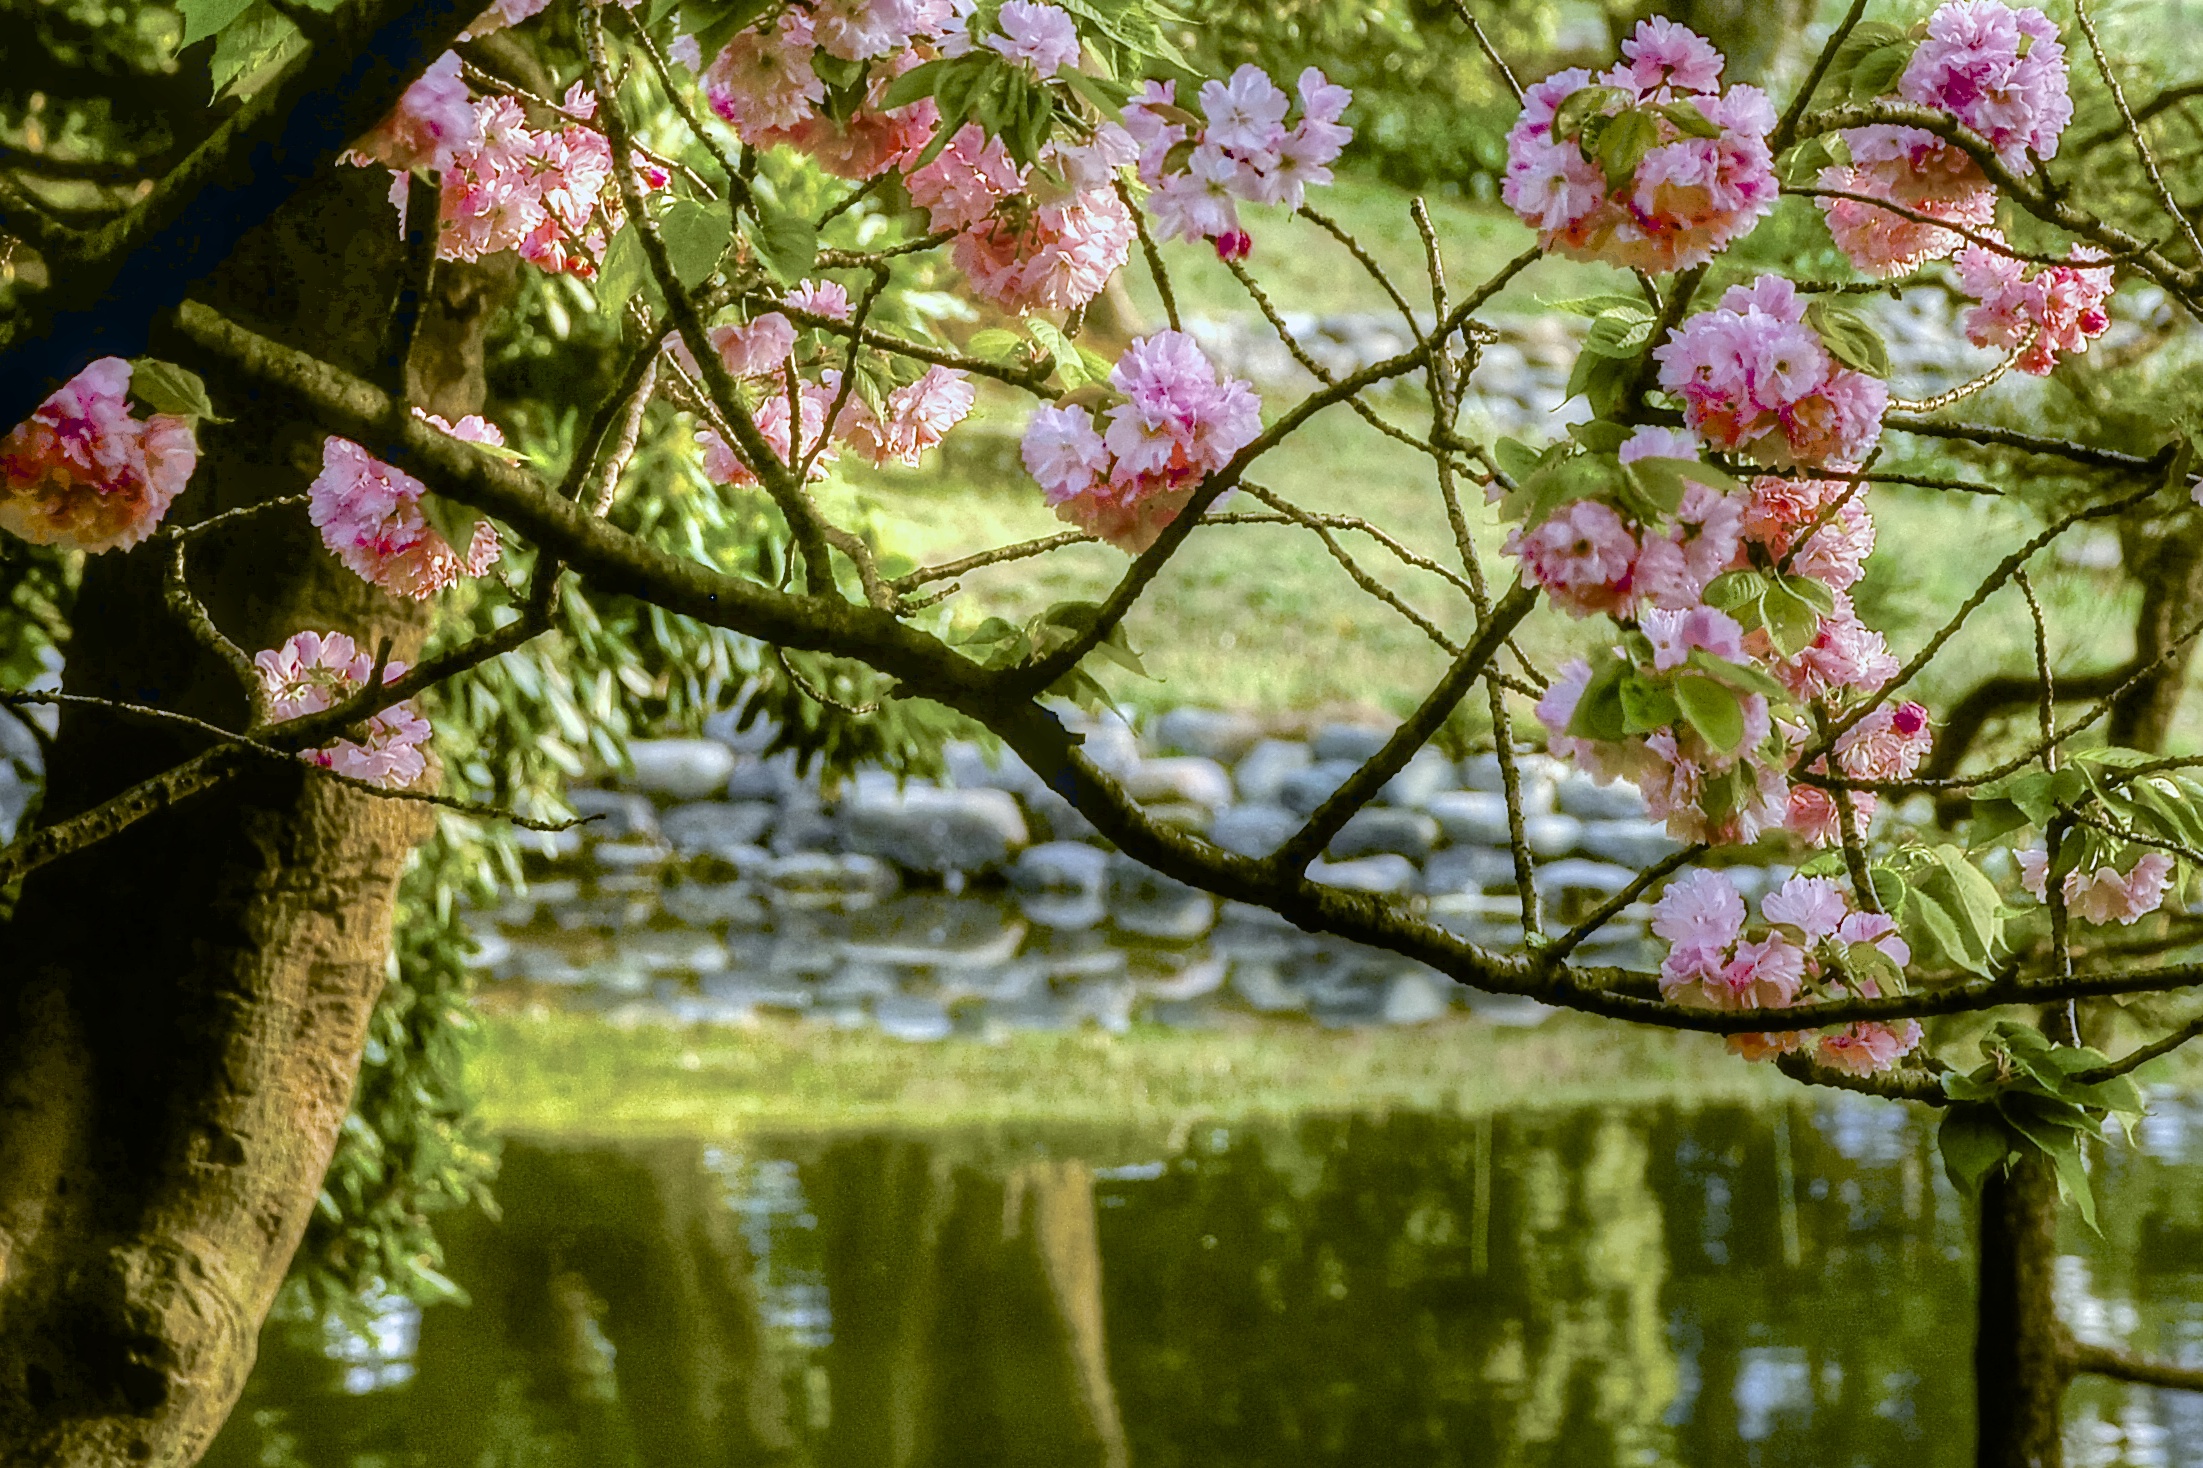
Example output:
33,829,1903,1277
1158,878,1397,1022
205,1098,2203,1467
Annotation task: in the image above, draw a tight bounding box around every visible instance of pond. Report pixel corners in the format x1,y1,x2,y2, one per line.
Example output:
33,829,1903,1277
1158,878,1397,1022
206,1095,2203,1468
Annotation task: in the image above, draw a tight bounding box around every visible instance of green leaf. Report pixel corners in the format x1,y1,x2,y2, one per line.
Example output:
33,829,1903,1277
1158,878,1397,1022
1782,134,1836,187
1760,578,1824,658
1594,107,1660,189
1618,675,1682,736
1581,309,1656,360
179,0,254,47
1059,67,1130,115
1674,674,1745,754
750,206,818,284
1617,460,1687,520
1702,569,1767,612
1492,436,1553,485
1903,887,1972,973
1568,420,1633,453
1969,797,2032,847
1657,99,1723,139
1564,351,1638,418
1683,649,1787,700
965,327,1026,362
1777,573,1836,616
1805,297,1891,379
595,225,663,316
1937,1105,2012,1197
660,198,732,289
207,0,300,99
679,0,775,69
1025,318,1083,385
127,358,223,423
1999,1100,2101,1231
1848,41,1916,102
1542,293,1653,319
1550,84,1630,143
1565,653,1631,743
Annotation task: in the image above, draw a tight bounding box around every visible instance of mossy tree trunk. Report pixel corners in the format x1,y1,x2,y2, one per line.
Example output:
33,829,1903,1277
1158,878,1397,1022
0,167,475,1468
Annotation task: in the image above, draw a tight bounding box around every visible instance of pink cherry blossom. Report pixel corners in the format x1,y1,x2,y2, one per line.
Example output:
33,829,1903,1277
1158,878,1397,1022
1954,235,2113,374
435,92,650,278
1128,66,1353,247
811,0,941,62
835,366,975,467
1634,482,1745,610
1501,25,1777,273
1618,425,1702,463
1653,866,1747,971
1020,333,1261,552
1762,874,1849,941
1200,65,1291,159
1836,910,1913,968
703,12,825,137
784,280,854,321
905,124,1136,312
0,357,197,553
1504,500,1639,618
1816,1020,1924,1075
254,630,432,789
1764,595,1898,702
308,423,502,599
749,47,943,179
986,1,1081,72
1898,0,2073,169
1642,604,1746,671
1816,126,1998,277
698,381,840,487
2019,847,2175,924
348,51,479,174
673,313,797,381
1655,277,1887,467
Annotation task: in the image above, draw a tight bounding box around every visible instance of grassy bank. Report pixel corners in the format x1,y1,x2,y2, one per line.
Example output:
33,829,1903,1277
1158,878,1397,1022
476,1010,1793,1140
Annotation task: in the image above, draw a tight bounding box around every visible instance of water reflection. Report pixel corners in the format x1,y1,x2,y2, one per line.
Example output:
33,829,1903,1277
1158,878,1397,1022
207,1100,2203,1467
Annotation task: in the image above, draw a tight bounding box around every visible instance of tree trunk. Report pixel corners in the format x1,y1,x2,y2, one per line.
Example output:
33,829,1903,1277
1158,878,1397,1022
0,167,453,1468
2108,518,2203,751
1974,1150,2069,1468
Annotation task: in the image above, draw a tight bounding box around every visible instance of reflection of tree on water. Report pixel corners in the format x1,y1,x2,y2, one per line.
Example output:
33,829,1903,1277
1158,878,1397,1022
200,1104,2203,1467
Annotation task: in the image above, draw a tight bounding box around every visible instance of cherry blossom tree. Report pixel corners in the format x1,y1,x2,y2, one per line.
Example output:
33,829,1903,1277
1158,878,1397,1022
7,1,2203,1464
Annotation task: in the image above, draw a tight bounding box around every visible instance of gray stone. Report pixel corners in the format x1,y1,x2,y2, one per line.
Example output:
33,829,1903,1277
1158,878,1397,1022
768,801,839,857
1382,970,1453,1026
1011,841,1110,896
1233,739,1312,804
462,930,512,972
517,826,584,862
1330,808,1439,861
1067,978,1137,1033
1142,956,1227,1001
1458,756,1557,813
1065,713,1142,778
1422,846,1520,896
1381,748,1457,809
982,996,1080,1033
1462,992,1557,1027
839,905,1027,969
945,739,1051,801
700,974,814,1010
1429,790,1512,847
1150,707,1263,763
1537,857,1638,897
759,852,897,902
1578,818,1682,867
661,881,768,928
624,929,729,973
659,801,777,857
1231,961,1308,1013
703,707,780,755
726,749,804,802
1553,771,1648,820
627,739,737,801
1310,854,1417,895
1209,804,1298,859
813,966,899,1004
1524,814,1583,858
1019,892,1108,931
1278,759,1360,816
1113,891,1217,943
874,994,954,1042
1429,893,1524,949
566,788,659,839
519,878,582,910
1313,722,1394,763
551,895,656,931
1124,756,1234,810
592,839,671,872
839,783,1028,873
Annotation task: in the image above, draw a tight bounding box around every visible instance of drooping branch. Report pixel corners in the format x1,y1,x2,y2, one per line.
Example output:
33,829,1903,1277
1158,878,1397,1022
2069,1342,2203,1393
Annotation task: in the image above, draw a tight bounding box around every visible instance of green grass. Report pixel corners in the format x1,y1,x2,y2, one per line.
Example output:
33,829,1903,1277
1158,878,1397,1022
475,1010,1789,1142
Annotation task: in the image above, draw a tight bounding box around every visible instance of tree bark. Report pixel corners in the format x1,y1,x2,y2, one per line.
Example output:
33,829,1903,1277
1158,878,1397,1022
2107,517,2203,751
0,167,459,1468
1974,1150,2069,1468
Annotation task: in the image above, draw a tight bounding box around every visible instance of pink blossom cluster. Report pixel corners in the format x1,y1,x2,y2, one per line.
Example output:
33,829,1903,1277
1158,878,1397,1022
1898,0,2072,170
1123,67,1352,259
347,51,480,174
1783,701,1933,847
1953,237,2114,375
680,310,975,484
2018,846,2175,925
1816,124,1998,278
1655,277,1888,468
701,5,954,180
1019,330,1260,552
904,123,1136,313
308,415,503,599
0,358,198,554
1500,19,1778,273
254,630,433,790
1502,426,1747,619
1652,868,1924,1073
437,87,660,278
1538,629,1792,848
